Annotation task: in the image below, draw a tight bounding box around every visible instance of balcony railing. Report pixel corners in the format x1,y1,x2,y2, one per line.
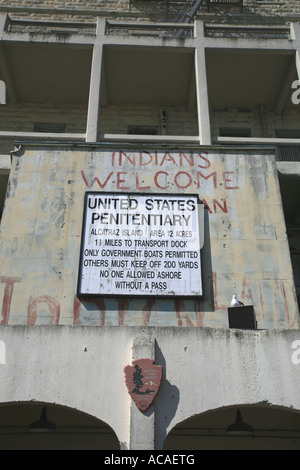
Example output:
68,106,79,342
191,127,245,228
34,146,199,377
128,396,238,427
105,20,195,38
276,145,300,162
207,0,243,11
1,13,293,42
204,23,291,40
5,16,96,35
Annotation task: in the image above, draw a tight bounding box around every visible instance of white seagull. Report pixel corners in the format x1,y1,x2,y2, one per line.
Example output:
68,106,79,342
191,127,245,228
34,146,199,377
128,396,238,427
231,294,244,307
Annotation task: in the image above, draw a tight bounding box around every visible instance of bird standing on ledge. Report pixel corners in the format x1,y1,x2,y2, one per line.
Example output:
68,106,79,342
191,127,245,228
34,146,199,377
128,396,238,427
231,295,244,307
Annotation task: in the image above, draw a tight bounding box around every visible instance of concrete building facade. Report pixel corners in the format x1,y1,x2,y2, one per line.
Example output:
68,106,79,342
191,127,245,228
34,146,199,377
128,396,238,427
0,0,300,450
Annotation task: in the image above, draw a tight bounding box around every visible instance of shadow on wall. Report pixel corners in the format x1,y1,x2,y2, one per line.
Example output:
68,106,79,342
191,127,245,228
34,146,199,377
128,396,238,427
154,341,180,450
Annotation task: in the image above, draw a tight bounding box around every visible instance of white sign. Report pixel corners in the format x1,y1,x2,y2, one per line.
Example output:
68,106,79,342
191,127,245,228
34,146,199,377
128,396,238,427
77,192,203,297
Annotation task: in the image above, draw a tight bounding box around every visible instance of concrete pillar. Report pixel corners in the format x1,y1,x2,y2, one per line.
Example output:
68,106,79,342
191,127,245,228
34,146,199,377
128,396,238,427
295,49,300,86
0,79,5,105
290,23,300,79
129,333,155,450
86,18,106,142
0,15,8,105
0,14,8,35
194,21,211,145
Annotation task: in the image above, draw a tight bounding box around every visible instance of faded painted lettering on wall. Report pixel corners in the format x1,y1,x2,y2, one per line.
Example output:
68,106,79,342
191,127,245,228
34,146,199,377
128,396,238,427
0,148,298,329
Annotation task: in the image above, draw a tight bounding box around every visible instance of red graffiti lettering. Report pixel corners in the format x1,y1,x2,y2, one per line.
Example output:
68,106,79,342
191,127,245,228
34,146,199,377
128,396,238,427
179,152,194,167
280,280,298,328
160,152,178,166
222,171,240,190
194,299,204,327
280,281,290,324
202,199,212,214
81,170,113,189
154,171,169,189
142,299,155,326
174,171,193,189
73,296,106,325
116,171,129,189
258,283,265,321
211,272,228,311
119,151,136,166
111,150,210,168
197,152,211,169
94,298,106,326
0,276,20,325
118,300,129,326
175,299,194,327
201,198,228,214
27,295,60,326
73,295,81,325
136,173,151,190
196,171,217,189
241,276,255,307
213,199,228,213
139,151,154,167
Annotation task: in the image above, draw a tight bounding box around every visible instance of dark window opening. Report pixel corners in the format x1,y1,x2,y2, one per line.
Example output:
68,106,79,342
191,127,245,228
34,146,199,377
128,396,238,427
276,130,300,139
34,123,66,133
128,125,158,135
219,127,251,137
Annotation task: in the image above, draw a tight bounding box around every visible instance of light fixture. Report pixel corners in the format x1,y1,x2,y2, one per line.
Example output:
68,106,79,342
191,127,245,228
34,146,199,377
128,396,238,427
27,406,57,433
226,408,254,436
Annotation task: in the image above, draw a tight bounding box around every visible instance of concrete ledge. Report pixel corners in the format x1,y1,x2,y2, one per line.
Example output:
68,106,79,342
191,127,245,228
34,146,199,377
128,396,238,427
0,154,11,170
277,161,300,175
215,136,300,145
0,325,299,449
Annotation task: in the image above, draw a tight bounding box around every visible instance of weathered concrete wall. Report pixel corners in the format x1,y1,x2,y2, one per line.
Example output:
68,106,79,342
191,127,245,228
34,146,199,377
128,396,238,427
0,325,299,449
0,103,87,134
1,0,300,19
99,105,198,137
0,146,298,329
211,107,300,140
2,102,298,143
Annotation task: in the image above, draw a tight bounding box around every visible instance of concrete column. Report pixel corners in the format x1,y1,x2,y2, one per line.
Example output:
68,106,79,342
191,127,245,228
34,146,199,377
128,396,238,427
0,15,8,105
296,50,300,84
194,21,211,145
129,333,155,450
0,14,8,36
86,18,106,142
290,23,300,79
